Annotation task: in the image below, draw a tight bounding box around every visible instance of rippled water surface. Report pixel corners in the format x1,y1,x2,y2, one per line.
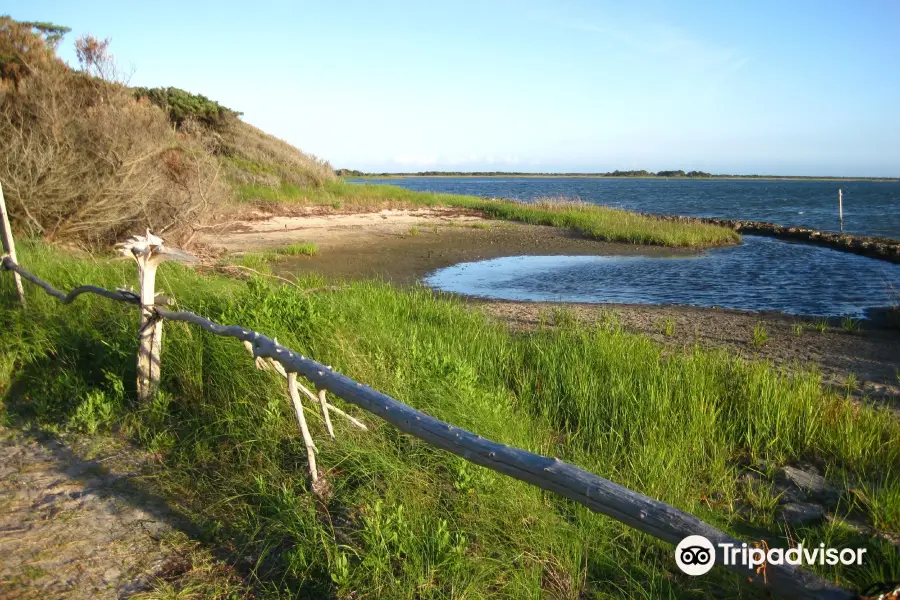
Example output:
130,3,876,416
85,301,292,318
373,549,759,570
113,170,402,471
354,177,900,238
425,236,900,316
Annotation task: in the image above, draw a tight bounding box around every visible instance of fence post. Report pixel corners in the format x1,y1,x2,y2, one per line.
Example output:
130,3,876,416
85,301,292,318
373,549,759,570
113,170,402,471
119,231,196,403
0,182,26,306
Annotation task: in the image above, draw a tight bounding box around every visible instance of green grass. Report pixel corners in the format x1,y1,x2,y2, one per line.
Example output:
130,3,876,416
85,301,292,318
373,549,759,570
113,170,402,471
225,243,318,270
751,323,769,348
841,317,861,333
661,317,677,337
239,180,740,248
1,242,898,598
274,242,318,257
237,182,308,203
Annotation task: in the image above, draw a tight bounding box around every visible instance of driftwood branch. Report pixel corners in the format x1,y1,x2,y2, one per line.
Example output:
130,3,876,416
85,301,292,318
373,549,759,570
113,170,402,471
241,340,367,431
0,255,854,600
317,387,335,440
288,372,318,483
2,257,142,305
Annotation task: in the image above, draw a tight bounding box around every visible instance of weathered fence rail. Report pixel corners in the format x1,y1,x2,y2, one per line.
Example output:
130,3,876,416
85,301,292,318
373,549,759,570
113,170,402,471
0,234,863,600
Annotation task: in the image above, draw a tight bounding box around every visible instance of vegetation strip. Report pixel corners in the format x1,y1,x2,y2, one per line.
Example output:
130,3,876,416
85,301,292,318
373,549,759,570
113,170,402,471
249,181,740,248
0,252,854,599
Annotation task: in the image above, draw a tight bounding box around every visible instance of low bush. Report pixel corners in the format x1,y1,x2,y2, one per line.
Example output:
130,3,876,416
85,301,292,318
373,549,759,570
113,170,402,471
132,86,241,130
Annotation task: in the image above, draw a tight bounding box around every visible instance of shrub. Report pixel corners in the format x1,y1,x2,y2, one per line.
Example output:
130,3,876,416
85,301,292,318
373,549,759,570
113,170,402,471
132,86,242,131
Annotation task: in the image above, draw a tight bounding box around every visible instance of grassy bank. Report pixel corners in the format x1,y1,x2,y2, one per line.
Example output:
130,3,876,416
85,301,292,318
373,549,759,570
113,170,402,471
1,243,898,598
238,180,740,248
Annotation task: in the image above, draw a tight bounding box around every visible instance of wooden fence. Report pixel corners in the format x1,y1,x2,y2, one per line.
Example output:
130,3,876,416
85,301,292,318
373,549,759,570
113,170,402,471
0,223,869,599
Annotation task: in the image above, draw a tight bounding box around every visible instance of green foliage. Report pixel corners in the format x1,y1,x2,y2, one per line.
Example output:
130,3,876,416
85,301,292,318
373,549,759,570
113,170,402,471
2,243,899,597
661,317,676,337
274,243,318,257
841,316,861,333
752,323,769,347
69,370,125,433
236,182,306,202
225,243,317,269
7,17,70,48
133,86,242,130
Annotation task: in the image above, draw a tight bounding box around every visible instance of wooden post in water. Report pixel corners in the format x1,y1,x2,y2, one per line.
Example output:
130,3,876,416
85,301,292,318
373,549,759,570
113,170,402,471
838,188,843,231
0,182,25,306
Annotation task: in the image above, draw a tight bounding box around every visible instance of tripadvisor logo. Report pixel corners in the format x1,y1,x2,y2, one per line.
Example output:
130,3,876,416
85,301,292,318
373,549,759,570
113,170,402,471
676,535,716,576
675,535,867,576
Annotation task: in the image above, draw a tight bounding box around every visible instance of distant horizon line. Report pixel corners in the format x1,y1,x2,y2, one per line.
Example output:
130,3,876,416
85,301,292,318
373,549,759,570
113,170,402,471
336,169,900,181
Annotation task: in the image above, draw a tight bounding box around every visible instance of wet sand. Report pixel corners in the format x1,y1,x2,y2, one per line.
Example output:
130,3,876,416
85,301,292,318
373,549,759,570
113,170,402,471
200,210,899,408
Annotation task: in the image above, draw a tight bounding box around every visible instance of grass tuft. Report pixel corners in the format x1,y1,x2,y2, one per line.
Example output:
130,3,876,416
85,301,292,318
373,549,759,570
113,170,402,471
752,323,769,347
274,243,318,257
841,317,861,333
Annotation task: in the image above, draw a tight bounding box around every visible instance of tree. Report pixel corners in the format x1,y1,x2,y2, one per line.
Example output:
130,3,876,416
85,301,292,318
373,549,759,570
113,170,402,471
75,35,116,81
19,20,71,48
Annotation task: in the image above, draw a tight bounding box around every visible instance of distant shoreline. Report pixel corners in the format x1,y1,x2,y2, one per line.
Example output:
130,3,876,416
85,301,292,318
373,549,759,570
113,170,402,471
348,174,900,182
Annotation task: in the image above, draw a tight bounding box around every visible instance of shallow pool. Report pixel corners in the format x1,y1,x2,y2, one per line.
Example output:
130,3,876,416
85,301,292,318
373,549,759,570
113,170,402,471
424,236,900,317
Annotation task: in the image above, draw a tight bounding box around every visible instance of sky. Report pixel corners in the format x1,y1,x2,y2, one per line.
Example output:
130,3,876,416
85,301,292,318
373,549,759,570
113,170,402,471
9,1,900,176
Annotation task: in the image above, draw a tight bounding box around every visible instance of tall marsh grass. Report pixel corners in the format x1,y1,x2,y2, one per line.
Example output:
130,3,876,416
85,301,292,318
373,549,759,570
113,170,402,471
1,242,897,598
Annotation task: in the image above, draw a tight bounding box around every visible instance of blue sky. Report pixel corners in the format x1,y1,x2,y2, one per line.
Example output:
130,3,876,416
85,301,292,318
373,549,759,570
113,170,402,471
9,1,900,175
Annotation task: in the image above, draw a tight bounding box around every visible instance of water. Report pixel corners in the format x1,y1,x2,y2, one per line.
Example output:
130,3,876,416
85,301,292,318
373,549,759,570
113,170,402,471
354,177,900,238
425,236,900,317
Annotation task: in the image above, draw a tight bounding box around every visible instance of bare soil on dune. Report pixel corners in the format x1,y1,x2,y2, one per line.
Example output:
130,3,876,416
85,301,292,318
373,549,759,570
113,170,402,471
200,208,900,411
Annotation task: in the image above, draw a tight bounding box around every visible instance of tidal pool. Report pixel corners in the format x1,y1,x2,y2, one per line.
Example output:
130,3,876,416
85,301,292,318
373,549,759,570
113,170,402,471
424,236,900,317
